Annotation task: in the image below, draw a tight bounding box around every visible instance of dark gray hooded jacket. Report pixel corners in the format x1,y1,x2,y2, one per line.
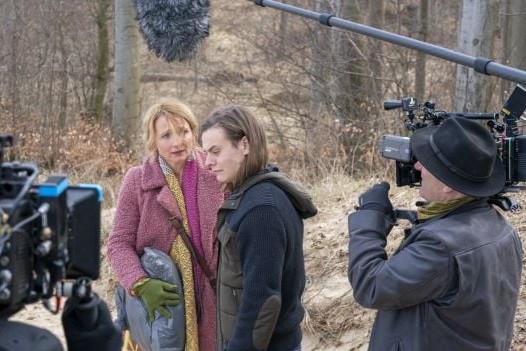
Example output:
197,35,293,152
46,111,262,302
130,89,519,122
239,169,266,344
216,167,317,351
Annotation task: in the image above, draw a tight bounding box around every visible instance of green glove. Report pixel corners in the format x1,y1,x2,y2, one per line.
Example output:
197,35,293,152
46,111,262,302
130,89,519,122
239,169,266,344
133,278,180,321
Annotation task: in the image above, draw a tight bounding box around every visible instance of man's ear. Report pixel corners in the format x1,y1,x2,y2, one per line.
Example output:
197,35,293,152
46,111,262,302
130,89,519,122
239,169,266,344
442,185,453,193
443,185,464,199
240,136,250,156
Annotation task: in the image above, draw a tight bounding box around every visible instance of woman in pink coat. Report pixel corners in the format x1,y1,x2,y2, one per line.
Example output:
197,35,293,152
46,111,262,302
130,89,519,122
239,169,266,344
107,98,224,351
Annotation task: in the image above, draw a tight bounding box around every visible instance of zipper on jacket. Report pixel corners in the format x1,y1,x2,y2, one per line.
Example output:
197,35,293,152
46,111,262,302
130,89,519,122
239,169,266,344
232,288,240,312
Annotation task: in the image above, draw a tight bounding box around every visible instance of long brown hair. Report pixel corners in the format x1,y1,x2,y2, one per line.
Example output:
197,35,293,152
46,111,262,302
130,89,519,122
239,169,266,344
201,105,268,191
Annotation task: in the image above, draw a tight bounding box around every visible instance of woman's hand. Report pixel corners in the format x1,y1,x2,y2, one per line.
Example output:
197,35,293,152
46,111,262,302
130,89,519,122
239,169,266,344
133,278,180,321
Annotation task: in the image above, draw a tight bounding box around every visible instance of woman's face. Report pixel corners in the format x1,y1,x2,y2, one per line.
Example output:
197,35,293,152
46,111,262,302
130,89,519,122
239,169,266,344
201,126,249,184
155,115,194,173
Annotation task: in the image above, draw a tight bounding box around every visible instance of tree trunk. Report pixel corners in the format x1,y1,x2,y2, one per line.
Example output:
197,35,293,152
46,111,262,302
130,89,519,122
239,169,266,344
330,0,366,171
305,0,333,173
331,0,363,126
414,0,428,99
308,0,331,122
112,0,141,152
8,0,23,129
500,0,511,102
58,25,68,131
278,12,288,54
509,0,526,70
454,0,498,112
365,0,384,103
94,0,110,121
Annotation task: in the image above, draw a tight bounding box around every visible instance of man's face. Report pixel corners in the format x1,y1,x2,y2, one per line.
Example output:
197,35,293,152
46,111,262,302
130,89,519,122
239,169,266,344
201,126,249,184
414,161,453,202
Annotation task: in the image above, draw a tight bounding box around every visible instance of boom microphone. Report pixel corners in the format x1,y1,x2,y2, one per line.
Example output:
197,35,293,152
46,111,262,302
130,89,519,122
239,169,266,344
133,0,210,62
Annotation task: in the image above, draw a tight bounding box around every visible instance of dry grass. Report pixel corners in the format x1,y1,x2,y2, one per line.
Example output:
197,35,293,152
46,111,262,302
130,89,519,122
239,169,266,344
0,111,135,211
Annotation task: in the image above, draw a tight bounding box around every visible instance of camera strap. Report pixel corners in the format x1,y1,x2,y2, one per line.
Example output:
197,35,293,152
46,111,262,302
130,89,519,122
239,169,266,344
169,216,217,290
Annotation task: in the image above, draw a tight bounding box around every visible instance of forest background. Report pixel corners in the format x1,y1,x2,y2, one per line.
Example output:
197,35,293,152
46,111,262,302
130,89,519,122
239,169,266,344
0,0,525,350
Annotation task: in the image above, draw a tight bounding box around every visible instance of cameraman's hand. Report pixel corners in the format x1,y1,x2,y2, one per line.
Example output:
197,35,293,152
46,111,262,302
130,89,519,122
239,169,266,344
358,181,394,215
62,293,122,351
133,278,180,321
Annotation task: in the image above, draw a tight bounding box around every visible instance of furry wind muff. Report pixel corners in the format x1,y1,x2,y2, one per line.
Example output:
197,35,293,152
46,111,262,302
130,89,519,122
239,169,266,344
133,0,210,62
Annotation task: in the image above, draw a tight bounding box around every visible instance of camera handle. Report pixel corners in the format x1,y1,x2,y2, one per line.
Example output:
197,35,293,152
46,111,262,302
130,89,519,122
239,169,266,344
488,194,521,212
393,208,418,224
70,293,100,330
57,277,99,329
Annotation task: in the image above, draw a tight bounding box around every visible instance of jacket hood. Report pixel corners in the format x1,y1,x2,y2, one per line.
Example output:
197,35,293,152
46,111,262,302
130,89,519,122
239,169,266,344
228,165,318,219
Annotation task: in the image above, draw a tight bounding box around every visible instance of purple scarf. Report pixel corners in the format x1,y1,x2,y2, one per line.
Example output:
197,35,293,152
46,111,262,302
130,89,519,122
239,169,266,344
182,158,206,312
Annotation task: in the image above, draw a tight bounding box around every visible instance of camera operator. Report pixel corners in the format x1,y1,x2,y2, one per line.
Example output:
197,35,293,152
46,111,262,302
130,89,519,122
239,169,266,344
347,117,523,351
0,293,122,351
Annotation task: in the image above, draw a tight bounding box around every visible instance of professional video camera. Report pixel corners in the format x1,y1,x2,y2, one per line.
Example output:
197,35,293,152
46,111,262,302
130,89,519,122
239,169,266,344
0,133,102,320
379,85,526,211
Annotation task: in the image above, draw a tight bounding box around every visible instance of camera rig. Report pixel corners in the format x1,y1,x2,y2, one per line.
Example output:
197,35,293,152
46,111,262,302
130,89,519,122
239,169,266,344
249,0,526,211
0,134,102,319
379,85,526,211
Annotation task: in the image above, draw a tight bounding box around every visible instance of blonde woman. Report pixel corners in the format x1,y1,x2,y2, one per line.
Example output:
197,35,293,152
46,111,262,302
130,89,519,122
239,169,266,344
108,98,223,350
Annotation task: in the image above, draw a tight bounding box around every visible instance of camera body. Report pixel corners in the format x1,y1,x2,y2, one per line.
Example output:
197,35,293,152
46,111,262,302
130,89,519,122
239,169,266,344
379,85,526,194
379,135,421,187
0,134,102,320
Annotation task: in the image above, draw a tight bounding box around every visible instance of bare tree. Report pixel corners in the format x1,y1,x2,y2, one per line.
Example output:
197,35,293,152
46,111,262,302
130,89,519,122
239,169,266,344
305,0,332,171
455,0,499,112
0,0,107,166
93,0,111,121
365,0,384,99
414,0,428,98
499,0,512,102
112,0,141,151
3,0,26,129
308,0,331,122
508,0,526,98
330,0,370,172
509,0,526,69
331,0,364,126
497,0,526,102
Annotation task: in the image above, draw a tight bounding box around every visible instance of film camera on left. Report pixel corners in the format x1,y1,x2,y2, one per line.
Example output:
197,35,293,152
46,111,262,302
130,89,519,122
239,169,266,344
0,133,102,320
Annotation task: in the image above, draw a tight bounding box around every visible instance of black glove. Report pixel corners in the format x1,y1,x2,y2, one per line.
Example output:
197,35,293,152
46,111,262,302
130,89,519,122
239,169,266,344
62,293,122,351
358,181,394,215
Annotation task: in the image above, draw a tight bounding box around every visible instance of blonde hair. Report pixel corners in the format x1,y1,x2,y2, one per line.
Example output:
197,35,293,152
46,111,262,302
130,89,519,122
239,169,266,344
200,105,268,191
142,98,198,156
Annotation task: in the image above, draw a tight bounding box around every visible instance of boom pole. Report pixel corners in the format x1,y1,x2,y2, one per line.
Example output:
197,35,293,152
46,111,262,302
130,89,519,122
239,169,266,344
249,0,526,85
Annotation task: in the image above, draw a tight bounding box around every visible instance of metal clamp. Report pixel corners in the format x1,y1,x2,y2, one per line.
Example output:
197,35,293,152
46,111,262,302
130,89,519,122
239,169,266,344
474,56,492,75
319,13,333,26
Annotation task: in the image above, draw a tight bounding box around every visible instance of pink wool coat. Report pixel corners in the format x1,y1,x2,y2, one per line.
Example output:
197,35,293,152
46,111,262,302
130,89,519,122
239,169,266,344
107,149,224,351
